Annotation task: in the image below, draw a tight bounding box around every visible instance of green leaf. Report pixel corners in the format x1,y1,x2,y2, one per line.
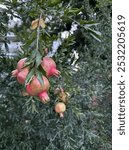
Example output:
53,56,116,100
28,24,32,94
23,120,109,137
90,33,101,42
25,68,35,85
48,0,61,6
22,58,33,69
28,50,37,61
33,96,40,101
36,70,44,86
44,29,51,37
65,8,81,14
30,39,37,47
31,101,39,113
86,28,101,42
36,51,42,68
38,65,46,76
80,20,100,27
23,31,37,49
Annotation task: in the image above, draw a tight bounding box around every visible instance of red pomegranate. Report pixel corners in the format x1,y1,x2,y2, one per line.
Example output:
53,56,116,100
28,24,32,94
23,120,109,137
17,67,29,84
41,57,60,77
17,58,27,72
55,102,66,118
11,58,27,78
26,75,50,96
38,91,50,103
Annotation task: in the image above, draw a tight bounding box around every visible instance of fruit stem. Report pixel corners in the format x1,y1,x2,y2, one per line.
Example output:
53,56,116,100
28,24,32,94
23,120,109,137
36,13,42,52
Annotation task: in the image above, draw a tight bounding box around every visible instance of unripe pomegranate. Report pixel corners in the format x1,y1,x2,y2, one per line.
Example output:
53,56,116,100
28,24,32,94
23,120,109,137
26,75,50,96
38,91,50,103
17,67,29,84
17,58,27,72
55,102,66,118
41,57,60,77
11,69,19,77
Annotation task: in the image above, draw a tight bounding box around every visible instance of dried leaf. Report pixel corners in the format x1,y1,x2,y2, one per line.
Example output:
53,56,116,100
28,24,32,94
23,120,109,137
30,18,46,30
39,19,46,28
31,19,39,30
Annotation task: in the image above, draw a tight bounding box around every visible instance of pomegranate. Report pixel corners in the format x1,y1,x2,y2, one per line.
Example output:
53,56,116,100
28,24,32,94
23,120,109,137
17,58,27,72
41,57,60,77
38,91,50,103
26,75,50,96
17,67,29,84
55,102,66,118
11,69,19,77
11,58,27,78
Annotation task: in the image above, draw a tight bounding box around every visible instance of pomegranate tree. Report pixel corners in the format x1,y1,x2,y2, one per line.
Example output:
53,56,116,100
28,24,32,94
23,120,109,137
11,18,69,118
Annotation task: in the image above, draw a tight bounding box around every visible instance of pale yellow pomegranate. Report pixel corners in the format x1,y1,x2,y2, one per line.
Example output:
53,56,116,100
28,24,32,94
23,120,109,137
55,102,66,118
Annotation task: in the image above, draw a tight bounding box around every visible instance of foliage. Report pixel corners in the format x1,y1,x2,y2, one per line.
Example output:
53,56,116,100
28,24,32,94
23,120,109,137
0,0,112,149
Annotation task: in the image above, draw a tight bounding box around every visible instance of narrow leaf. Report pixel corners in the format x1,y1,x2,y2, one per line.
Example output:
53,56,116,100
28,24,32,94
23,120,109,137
36,52,42,67
36,70,44,86
86,28,101,42
80,20,99,27
25,69,35,85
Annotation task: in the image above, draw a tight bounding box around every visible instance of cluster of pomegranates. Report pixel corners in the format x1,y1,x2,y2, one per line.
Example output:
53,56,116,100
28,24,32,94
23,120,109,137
12,57,68,117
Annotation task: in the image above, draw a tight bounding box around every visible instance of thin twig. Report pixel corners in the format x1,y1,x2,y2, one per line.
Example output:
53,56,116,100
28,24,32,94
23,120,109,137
36,13,42,51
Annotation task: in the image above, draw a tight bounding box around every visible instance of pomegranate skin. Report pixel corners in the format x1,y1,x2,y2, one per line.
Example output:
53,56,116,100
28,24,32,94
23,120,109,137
48,67,60,77
41,57,60,77
11,69,19,77
11,58,27,78
38,91,50,103
17,68,29,84
17,58,27,72
26,76,50,96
